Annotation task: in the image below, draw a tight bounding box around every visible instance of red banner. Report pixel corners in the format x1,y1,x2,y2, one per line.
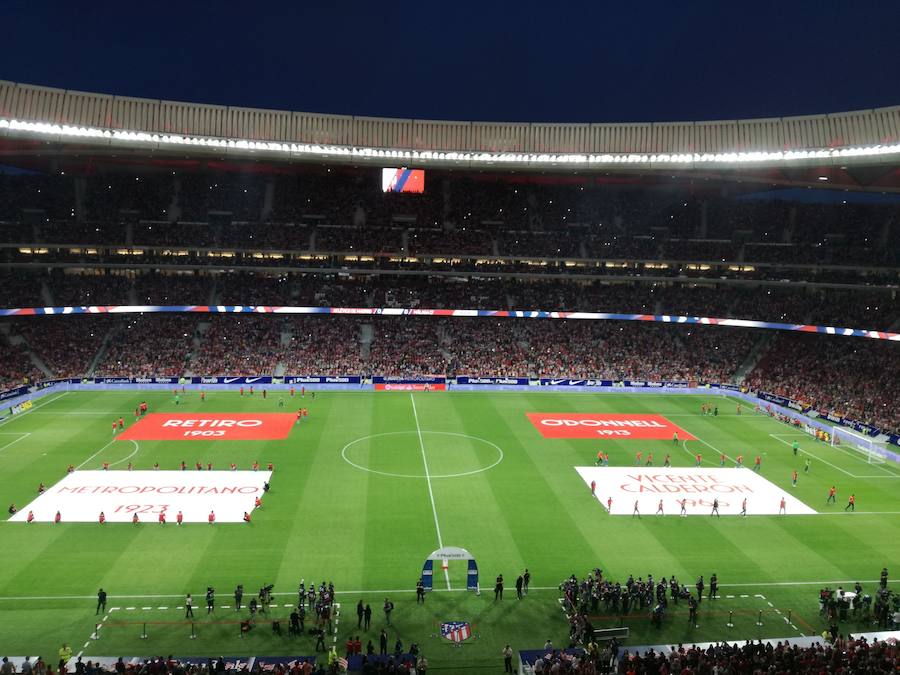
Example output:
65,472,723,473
118,413,296,441
527,413,696,440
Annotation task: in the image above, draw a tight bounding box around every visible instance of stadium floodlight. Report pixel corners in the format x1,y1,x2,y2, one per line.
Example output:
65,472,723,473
2,116,900,167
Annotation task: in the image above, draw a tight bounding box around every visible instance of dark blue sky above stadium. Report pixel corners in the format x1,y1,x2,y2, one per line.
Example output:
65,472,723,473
5,0,899,124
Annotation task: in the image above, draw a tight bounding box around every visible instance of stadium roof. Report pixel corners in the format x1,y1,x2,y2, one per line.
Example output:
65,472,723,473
1,80,899,186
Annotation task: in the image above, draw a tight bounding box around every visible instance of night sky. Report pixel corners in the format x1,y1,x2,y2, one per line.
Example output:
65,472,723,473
4,1,899,123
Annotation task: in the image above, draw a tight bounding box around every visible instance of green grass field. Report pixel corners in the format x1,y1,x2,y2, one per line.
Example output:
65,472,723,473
1,389,898,668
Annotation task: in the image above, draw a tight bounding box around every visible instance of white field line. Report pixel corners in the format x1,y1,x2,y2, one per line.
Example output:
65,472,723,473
769,433,900,478
107,440,141,468
24,412,122,415
0,392,69,428
410,393,450,591
0,432,31,454
821,438,900,478
1,579,897,602
770,434,858,478
681,438,736,466
75,438,118,470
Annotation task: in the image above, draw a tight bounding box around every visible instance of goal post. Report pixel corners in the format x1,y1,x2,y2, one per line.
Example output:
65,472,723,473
830,426,887,464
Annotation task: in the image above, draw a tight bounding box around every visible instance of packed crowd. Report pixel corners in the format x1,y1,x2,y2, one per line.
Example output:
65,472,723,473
612,635,898,674
2,271,897,333
1,172,898,270
746,333,900,434
0,337,41,390
2,306,898,433
94,316,199,378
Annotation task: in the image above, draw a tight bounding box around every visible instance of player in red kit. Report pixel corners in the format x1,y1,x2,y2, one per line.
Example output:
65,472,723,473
102,462,109,471
243,511,251,523
254,496,262,509
240,386,244,396
54,510,61,523
230,462,237,471
249,386,254,396
200,391,206,402
99,512,105,524
695,453,702,467
753,456,761,472
111,420,117,434
159,511,166,524
827,486,836,504
656,500,664,516
778,497,786,515
645,452,653,466
590,480,596,495
196,461,202,470
252,461,260,471
791,470,798,487
26,511,34,523
290,386,295,397
607,497,613,512
266,462,273,471
635,451,643,466
208,511,216,524
67,464,74,473
132,513,139,524
207,462,212,471
118,417,124,429
176,511,183,525
180,461,187,471
301,386,305,397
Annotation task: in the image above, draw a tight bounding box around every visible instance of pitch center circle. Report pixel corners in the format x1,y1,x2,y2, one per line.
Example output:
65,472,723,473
341,431,504,479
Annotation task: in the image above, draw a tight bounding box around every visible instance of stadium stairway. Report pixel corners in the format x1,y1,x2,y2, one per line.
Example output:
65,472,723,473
27,347,54,380
359,323,374,359
40,279,54,306
273,328,293,376
734,331,775,383
86,323,119,377
183,321,212,376
3,322,54,379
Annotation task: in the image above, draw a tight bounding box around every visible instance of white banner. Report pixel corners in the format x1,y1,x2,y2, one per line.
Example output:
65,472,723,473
575,466,817,516
9,470,272,523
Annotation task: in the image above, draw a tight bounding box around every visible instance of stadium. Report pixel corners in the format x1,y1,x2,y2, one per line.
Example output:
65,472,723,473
1,39,900,675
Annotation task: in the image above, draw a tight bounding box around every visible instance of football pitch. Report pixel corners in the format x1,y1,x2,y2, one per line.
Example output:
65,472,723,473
1,389,898,667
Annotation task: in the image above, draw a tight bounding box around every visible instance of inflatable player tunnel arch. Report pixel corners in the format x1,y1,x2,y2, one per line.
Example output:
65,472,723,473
421,546,479,593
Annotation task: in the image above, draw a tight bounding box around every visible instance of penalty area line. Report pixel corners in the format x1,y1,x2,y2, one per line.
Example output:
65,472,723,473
0,432,31,455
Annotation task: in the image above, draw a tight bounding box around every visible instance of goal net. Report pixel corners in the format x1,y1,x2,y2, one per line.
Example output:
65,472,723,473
831,426,887,464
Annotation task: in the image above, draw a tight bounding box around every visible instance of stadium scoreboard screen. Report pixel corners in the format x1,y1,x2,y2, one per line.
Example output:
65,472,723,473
382,167,425,193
